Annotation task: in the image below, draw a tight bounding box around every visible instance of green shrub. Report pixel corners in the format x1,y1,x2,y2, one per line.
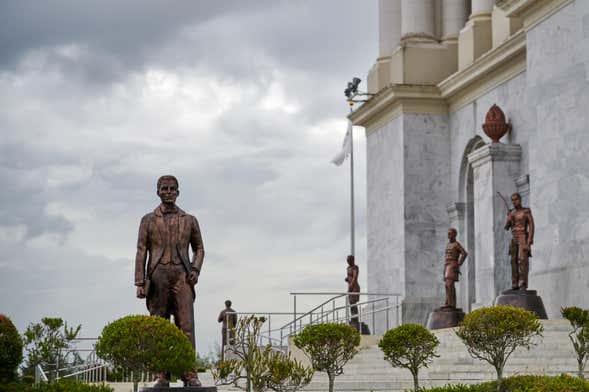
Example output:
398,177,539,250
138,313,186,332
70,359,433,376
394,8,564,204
213,315,313,392
456,306,543,392
422,374,589,391
22,317,81,380
95,315,194,392
0,314,23,382
562,306,589,379
293,323,360,392
378,324,439,391
0,379,113,392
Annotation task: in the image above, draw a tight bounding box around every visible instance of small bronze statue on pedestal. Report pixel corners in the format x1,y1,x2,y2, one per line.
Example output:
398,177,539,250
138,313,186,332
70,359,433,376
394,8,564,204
495,192,547,319
427,228,468,330
218,300,237,361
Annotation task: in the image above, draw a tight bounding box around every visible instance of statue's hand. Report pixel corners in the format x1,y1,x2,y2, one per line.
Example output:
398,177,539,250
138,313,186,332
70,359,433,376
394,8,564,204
188,270,199,285
136,286,146,299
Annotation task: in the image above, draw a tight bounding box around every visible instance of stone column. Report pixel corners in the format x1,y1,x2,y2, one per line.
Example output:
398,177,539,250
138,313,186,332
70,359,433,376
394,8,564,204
379,0,402,57
369,0,402,93
442,0,468,43
401,0,436,42
468,143,521,308
458,0,493,69
471,0,493,16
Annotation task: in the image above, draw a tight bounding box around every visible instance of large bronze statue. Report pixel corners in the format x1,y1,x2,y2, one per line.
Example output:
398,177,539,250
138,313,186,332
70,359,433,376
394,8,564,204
503,192,535,290
217,300,237,360
345,255,360,326
135,175,204,387
443,228,468,309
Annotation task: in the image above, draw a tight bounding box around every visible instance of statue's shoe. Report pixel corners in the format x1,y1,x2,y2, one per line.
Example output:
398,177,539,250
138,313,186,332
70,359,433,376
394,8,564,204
153,377,170,388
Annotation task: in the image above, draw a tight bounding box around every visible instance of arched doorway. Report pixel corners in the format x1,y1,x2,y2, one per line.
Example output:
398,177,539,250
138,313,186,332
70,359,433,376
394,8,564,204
457,135,485,312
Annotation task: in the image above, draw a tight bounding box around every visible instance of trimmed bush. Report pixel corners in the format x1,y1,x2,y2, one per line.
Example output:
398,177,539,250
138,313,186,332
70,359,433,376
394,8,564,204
0,314,23,382
456,305,543,391
293,323,360,392
562,306,589,379
0,379,113,392
422,374,589,391
378,324,439,391
95,315,194,392
213,315,313,392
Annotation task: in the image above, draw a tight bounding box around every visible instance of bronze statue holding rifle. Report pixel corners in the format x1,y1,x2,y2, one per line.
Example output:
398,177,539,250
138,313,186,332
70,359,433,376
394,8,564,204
499,192,535,291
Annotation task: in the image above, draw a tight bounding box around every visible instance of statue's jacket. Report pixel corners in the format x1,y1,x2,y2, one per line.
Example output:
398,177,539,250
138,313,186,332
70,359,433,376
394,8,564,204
134,204,204,300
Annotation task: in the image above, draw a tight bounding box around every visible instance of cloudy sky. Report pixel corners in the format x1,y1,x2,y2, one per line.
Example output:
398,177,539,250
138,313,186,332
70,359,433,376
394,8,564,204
0,1,377,357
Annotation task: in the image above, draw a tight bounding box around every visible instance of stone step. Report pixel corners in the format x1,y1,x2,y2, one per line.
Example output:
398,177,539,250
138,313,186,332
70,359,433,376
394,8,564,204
299,320,581,392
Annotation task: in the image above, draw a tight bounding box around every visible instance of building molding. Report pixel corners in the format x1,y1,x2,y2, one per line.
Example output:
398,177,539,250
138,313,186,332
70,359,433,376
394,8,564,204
349,85,447,135
495,0,574,30
467,143,522,169
352,30,527,133
439,29,526,112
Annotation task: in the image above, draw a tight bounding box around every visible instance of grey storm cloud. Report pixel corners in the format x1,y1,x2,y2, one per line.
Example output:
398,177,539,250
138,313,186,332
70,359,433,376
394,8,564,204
0,0,375,353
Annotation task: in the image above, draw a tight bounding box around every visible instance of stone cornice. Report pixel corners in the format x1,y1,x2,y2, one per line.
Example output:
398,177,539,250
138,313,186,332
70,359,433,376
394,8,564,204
348,84,447,134
467,143,522,169
495,0,574,30
438,30,526,112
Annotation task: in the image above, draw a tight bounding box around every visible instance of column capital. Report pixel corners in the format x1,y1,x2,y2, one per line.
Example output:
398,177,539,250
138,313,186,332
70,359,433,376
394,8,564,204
447,202,466,220
467,143,522,169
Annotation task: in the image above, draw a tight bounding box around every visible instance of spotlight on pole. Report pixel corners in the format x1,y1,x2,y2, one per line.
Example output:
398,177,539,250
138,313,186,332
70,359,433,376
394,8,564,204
344,77,374,108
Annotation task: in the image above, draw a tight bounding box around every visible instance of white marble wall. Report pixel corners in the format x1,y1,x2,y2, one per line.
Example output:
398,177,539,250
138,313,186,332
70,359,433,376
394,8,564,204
525,0,589,316
366,0,589,328
366,117,406,302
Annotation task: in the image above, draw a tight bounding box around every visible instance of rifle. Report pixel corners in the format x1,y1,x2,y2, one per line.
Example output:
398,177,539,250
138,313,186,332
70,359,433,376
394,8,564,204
497,192,513,213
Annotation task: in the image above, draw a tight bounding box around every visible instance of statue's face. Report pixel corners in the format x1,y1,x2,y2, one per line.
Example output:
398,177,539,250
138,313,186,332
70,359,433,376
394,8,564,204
448,229,457,241
511,194,521,209
157,178,179,205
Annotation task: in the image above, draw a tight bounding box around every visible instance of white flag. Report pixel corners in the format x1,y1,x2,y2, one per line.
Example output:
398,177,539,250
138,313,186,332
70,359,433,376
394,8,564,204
331,120,352,166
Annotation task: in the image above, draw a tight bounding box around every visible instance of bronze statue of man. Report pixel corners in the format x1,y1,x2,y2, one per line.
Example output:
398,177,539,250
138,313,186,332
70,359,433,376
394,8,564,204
345,255,360,326
443,228,468,309
217,300,237,360
504,192,535,290
135,175,204,387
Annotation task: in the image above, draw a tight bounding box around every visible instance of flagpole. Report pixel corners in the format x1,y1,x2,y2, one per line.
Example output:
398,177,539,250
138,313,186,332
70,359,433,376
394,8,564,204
349,107,355,258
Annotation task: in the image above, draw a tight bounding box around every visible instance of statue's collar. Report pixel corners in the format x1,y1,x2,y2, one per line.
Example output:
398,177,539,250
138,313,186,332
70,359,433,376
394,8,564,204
154,204,186,216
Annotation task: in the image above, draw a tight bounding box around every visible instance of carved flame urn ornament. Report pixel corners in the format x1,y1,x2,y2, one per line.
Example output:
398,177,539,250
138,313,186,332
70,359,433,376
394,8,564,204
482,104,511,143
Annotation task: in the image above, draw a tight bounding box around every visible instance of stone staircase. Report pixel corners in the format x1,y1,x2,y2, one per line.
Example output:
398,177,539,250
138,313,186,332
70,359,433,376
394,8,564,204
301,320,582,392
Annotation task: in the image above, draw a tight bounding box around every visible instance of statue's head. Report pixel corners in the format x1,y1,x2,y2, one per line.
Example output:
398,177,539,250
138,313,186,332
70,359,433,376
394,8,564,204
448,227,457,241
157,175,179,205
346,255,355,266
511,192,522,209
225,300,232,308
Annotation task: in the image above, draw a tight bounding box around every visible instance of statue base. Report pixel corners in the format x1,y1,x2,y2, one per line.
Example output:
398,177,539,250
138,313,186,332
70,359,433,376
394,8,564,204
349,320,371,335
141,387,217,392
494,289,548,319
426,307,465,330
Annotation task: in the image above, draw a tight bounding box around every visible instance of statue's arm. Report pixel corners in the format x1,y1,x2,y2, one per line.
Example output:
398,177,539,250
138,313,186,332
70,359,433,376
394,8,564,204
190,216,205,273
218,311,225,323
458,242,468,265
350,267,359,287
527,209,535,245
504,212,512,231
134,215,150,286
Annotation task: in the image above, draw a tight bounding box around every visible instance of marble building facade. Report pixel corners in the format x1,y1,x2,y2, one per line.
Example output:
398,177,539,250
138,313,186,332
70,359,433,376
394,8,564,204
350,0,589,329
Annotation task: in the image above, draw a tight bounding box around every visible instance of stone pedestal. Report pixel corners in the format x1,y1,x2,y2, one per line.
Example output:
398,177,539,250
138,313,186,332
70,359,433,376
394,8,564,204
426,307,465,330
495,289,548,319
141,387,217,392
467,143,522,309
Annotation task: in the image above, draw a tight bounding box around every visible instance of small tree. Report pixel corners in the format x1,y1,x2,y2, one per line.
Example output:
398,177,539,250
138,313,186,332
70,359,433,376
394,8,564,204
378,324,439,391
561,306,589,379
96,315,195,392
213,315,313,392
456,305,543,391
293,323,360,392
0,314,23,382
22,317,81,381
